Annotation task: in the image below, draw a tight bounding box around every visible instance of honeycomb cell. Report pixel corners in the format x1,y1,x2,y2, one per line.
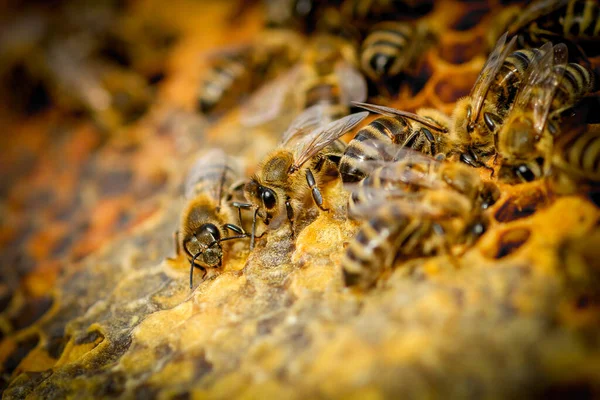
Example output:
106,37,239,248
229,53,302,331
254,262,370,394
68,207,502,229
494,187,550,222
9,296,54,331
3,334,40,375
493,227,531,259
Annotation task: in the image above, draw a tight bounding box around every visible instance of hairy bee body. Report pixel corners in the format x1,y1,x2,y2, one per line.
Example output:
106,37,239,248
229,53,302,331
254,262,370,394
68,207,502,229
552,123,600,193
497,42,595,183
492,0,600,56
342,152,492,289
490,47,550,117
561,0,600,40
549,62,595,117
342,205,431,289
340,103,451,183
360,21,427,84
244,112,367,239
174,150,248,287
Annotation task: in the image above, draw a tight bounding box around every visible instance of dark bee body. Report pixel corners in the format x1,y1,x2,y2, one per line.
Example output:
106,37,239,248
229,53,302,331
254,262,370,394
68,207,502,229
342,204,431,289
490,47,550,118
552,123,600,193
360,21,423,84
549,62,596,117
243,111,368,242
497,0,600,57
342,153,490,289
561,0,600,40
340,102,451,183
173,149,248,288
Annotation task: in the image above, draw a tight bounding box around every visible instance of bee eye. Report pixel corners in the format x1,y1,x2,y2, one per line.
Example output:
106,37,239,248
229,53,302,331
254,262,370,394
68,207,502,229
516,165,535,182
261,188,277,209
203,223,221,240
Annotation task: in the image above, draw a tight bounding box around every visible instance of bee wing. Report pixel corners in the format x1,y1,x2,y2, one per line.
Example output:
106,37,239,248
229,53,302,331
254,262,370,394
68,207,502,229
514,42,554,109
507,0,569,37
343,138,441,180
533,44,568,133
335,61,368,105
292,112,369,169
184,149,241,201
352,101,448,132
348,188,443,220
514,43,566,134
279,103,331,147
468,32,517,126
239,65,301,127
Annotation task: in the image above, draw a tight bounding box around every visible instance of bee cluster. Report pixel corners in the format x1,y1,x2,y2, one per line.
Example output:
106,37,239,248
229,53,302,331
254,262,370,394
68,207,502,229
179,0,600,291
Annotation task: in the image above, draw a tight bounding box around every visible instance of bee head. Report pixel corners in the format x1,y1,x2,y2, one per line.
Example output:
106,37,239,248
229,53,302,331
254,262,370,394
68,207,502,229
244,178,278,224
185,223,222,268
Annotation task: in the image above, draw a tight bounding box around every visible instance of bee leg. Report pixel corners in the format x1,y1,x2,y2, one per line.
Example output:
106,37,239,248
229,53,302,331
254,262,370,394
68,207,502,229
285,197,295,238
422,128,437,156
306,169,328,212
231,202,253,233
224,223,246,237
250,207,258,250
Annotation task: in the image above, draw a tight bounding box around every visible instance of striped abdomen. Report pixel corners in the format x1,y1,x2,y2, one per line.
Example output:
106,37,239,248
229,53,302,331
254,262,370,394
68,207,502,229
360,21,415,81
342,207,427,289
198,52,252,114
555,125,600,180
340,116,412,182
490,48,544,117
562,0,600,39
185,150,241,205
550,62,595,117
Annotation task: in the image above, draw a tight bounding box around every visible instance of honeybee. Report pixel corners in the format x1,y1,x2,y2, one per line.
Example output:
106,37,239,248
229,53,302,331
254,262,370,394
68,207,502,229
551,123,600,195
171,149,250,288
450,32,518,168
239,32,367,127
342,147,492,290
197,28,303,114
340,0,434,32
493,0,600,57
496,43,569,183
339,101,451,183
243,110,368,241
360,20,433,94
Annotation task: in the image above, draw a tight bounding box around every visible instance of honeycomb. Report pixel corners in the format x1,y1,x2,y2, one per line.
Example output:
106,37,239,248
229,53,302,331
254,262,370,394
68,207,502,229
1,0,600,398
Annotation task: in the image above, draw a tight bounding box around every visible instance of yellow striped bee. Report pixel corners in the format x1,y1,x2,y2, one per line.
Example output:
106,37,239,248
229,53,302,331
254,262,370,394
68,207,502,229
489,0,600,57
360,21,433,94
496,43,568,183
244,110,368,242
339,101,451,182
450,32,518,169
171,149,250,288
552,123,600,194
342,146,492,290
